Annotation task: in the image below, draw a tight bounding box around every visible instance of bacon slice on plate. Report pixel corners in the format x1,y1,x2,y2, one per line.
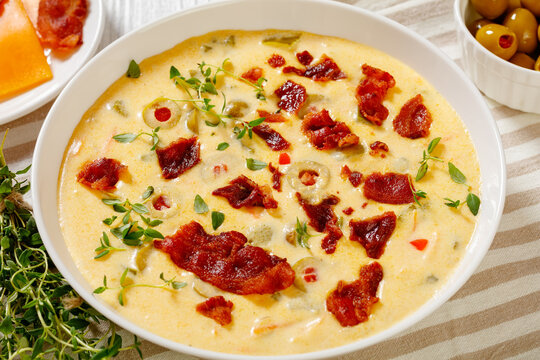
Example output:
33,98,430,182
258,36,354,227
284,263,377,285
350,212,397,259
252,123,290,151
196,296,234,326
393,94,432,139
296,193,343,254
268,163,283,192
274,80,307,114
356,64,396,126
363,172,414,205
284,55,346,81
156,137,200,179
37,0,88,50
77,158,125,191
154,221,295,295
213,175,278,209
326,262,383,327
302,109,359,150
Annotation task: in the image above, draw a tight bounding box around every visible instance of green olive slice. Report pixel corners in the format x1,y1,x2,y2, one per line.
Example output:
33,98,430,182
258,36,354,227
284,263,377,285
142,97,181,129
292,257,322,292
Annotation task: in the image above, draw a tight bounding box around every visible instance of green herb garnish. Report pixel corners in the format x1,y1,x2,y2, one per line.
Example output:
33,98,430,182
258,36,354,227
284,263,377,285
141,186,154,200
466,193,480,216
126,59,141,78
246,158,267,170
295,218,313,249
416,137,443,181
211,211,225,230
113,126,160,151
194,195,209,214
217,142,229,151
236,117,265,140
448,162,467,184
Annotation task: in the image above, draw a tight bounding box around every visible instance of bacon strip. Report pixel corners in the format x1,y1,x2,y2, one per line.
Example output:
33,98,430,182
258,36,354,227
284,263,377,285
213,175,278,209
326,262,383,327
268,163,283,192
283,55,346,81
37,0,88,50
196,296,234,326
369,141,389,158
241,67,263,83
363,172,414,204
156,137,200,179
349,212,397,259
257,109,286,123
268,54,286,68
302,109,359,150
274,80,307,114
77,158,125,191
341,165,363,187
154,221,295,295
356,64,396,126
296,193,343,254
296,50,313,65
393,94,432,139
252,123,290,151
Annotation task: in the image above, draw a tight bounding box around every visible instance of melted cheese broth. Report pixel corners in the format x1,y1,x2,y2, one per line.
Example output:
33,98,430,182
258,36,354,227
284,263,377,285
58,30,480,355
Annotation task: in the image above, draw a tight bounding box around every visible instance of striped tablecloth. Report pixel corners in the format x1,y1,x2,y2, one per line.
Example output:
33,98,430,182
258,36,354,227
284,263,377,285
4,0,539,359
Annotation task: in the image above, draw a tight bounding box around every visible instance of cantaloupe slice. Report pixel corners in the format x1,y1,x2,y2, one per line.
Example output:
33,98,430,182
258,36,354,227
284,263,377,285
0,0,53,100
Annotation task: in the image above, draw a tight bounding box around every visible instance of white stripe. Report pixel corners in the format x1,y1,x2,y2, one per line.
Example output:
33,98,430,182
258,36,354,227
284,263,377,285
504,139,540,164
2,122,41,149
477,239,539,272
498,202,540,232
497,113,540,134
507,170,540,195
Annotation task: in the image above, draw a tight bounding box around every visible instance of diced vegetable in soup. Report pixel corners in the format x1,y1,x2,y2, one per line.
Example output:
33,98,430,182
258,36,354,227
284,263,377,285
58,30,480,355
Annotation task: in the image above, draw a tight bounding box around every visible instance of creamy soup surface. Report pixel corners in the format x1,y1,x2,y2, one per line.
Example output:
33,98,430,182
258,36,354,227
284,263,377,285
58,30,480,355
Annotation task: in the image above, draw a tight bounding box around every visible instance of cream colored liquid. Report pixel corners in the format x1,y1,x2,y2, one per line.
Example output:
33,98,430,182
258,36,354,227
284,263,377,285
58,30,480,355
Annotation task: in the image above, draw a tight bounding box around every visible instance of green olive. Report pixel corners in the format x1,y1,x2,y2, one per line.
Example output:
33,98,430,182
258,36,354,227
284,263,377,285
468,18,493,37
509,52,535,69
521,0,540,16
142,97,181,129
503,8,538,53
535,55,540,71
507,0,521,11
471,0,509,19
476,24,518,60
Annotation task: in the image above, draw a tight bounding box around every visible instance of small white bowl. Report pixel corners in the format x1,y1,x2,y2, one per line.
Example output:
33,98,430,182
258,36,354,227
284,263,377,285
32,0,506,359
454,0,540,113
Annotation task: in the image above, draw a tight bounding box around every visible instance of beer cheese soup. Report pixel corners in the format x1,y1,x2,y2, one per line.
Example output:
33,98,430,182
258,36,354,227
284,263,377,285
58,30,481,355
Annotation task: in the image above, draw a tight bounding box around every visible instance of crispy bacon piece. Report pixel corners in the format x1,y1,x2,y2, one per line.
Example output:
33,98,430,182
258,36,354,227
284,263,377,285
343,207,354,216
326,262,383,327
369,141,389,158
274,80,307,114
296,50,313,65
154,221,295,295
296,193,343,254
77,158,125,191
356,64,396,126
302,109,359,150
156,137,200,179
241,67,263,83
213,175,278,209
393,94,432,139
350,212,397,259
257,109,287,123
196,296,234,326
152,196,171,211
284,55,346,81
252,123,290,151
299,170,318,186
268,163,283,192
268,54,286,68
341,165,363,187
37,0,88,50
363,172,414,204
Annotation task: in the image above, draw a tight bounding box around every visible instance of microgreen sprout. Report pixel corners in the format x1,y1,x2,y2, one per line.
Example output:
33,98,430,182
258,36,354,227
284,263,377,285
113,126,161,151
295,218,313,249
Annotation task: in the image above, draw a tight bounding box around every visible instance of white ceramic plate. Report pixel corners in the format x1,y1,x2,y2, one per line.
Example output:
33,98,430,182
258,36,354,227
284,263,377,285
0,0,105,124
32,0,506,359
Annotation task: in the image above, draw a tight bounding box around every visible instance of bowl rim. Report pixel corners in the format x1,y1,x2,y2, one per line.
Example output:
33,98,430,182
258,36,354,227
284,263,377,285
453,0,540,77
32,0,506,359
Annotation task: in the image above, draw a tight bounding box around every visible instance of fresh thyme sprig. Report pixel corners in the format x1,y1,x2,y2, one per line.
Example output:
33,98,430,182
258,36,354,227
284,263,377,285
0,132,142,359
416,137,443,181
234,117,265,139
408,176,427,206
93,270,186,306
113,127,160,151
94,232,126,259
295,218,313,249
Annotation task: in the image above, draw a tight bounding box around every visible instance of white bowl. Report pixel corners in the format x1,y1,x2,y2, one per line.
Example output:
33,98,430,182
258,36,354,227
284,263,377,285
32,0,506,359
454,0,540,113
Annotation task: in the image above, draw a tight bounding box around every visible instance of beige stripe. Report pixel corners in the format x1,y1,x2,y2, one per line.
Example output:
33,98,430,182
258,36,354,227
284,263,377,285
502,123,540,149
345,291,540,359
503,187,540,214
507,153,540,178
4,140,37,164
491,221,540,249
426,30,456,48
384,0,451,26
451,257,540,300
115,340,167,359
449,329,540,360
491,105,524,121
